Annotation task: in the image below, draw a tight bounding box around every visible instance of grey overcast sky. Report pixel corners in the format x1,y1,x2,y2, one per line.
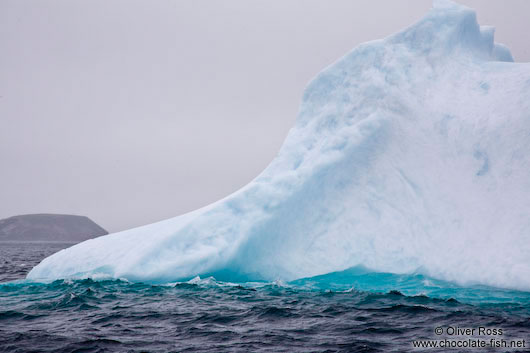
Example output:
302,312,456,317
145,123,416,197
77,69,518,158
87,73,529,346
1,1,529,232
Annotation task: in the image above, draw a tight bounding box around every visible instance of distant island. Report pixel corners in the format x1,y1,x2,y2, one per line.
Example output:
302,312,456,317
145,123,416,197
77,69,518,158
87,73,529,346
0,214,108,242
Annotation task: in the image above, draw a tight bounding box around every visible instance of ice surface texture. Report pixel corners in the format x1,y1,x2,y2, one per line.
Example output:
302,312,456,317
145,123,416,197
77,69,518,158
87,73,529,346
28,0,530,291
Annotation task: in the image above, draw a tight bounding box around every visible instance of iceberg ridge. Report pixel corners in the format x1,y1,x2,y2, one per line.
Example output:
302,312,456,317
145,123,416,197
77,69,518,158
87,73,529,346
28,1,530,291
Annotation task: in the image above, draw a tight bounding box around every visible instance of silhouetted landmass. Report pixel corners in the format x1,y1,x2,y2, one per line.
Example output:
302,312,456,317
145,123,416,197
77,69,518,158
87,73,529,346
0,214,108,242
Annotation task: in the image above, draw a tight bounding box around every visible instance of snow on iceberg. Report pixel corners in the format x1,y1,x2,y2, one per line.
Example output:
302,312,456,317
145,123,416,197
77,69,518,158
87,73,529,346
28,0,530,291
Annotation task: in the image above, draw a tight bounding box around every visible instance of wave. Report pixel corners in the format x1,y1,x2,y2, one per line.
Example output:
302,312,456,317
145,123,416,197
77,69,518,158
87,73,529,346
4,271,530,353
4,267,530,306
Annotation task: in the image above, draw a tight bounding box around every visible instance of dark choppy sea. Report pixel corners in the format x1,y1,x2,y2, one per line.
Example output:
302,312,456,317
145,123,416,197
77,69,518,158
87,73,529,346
1,242,529,352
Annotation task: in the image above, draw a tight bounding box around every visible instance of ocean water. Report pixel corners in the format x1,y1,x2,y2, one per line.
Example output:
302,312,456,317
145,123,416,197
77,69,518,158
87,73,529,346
1,242,529,352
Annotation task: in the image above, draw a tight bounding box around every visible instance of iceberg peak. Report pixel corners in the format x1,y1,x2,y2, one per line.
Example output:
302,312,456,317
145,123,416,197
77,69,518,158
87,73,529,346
391,0,513,62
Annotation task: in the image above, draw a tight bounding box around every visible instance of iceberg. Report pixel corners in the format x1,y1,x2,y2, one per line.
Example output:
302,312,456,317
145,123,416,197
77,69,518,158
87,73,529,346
28,0,530,291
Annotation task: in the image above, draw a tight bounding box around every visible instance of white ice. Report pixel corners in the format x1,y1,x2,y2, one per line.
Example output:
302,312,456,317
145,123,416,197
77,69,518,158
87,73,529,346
28,0,530,291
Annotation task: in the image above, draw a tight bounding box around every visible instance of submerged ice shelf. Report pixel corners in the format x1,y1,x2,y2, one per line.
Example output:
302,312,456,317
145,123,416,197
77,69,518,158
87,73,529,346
28,0,530,291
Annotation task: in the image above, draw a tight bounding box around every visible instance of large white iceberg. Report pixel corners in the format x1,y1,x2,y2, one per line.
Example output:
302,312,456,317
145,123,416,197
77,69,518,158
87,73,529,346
28,0,530,291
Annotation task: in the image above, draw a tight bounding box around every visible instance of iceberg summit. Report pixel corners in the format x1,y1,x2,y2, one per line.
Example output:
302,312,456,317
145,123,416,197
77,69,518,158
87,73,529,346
28,1,530,291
